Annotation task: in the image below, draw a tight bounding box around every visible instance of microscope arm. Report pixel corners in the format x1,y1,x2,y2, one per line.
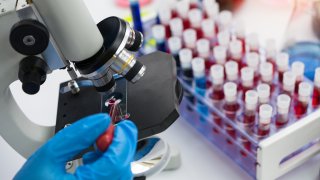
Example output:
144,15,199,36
0,11,54,159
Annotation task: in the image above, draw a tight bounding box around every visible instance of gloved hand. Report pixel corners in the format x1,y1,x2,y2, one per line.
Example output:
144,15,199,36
14,113,138,180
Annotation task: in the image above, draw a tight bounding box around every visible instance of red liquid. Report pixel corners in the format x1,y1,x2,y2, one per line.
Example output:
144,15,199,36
239,136,251,152
241,85,253,100
182,18,190,29
254,73,260,85
266,58,276,73
225,124,236,142
194,27,203,39
190,3,199,9
237,38,246,53
212,113,222,134
243,110,256,126
205,60,215,72
278,71,285,83
210,85,224,101
257,123,270,137
164,24,171,38
276,114,289,127
294,79,302,94
96,125,115,152
294,101,308,118
171,9,178,18
312,87,320,108
223,102,240,119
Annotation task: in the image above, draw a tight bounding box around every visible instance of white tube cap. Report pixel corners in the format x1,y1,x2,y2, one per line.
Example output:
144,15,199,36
257,84,271,104
259,104,273,124
245,90,258,110
152,25,165,41
196,39,210,58
315,68,320,87
202,19,215,38
246,52,260,71
225,61,239,81
192,57,205,78
229,40,242,60
246,33,259,51
299,82,312,98
224,82,237,102
179,48,193,69
276,53,289,72
214,46,227,65
183,29,197,49
158,7,172,25
241,67,254,82
291,61,305,79
233,20,245,39
217,31,230,47
204,1,219,19
210,64,224,85
218,10,232,31
168,37,182,54
188,9,202,28
277,94,291,114
265,38,277,59
176,0,190,19
170,18,184,37
283,71,296,92
260,62,273,82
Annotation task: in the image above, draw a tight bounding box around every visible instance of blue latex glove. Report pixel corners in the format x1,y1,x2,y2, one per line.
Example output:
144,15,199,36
14,113,138,180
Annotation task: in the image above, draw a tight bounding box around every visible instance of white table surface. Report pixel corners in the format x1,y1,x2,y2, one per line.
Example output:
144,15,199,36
1,0,320,179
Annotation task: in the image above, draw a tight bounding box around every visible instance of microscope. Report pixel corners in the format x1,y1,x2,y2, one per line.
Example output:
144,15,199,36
0,0,182,178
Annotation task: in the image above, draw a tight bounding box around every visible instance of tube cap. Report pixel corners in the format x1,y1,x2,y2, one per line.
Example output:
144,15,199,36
291,61,305,79
276,53,289,72
170,18,183,37
229,40,242,59
179,48,193,69
152,25,165,41
225,61,239,81
315,68,320,87
260,62,273,82
196,39,210,58
241,67,254,83
259,104,273,123
204,1,219,19
214,46,227,65
168,37,182,54
158,7,172,25
257,84,271,103
246,33,259,51
210,64,224,85
277,94,291,114
224,82,237,102
183,29,197,49
245,90,258,109
265,38,277,59
299,82,312,97
246,52,260,71
217,31,230,47
283,71,296,91
192,57,205,78
233,20,245,39
188,9,202,28
201,19,215,38
176,0,190,19
218,10,232,31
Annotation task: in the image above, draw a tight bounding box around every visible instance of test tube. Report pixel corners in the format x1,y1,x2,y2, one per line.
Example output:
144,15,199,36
217,10,232,32
234,20,246,46
196,39,213,70
246,52,260,82
260,62,274,91
210,65,225,101
152,25,166,52
214,46,227,65
282,71,296,97
188,9,203,37
291,61,305,93
203,1,219,19
241,67,254,97
265,38,277,67
176,0,190,28
168,37,182,67
201,19,216,44
244,90,258,126
179,49,193,81
130,0,144,34
225,61,239,83
217,30,231,48
257,84,271,105
158,7,172,37
295,82,312,118
223,82,240,140
170,18,184,37
246,33,259,53
229,40,243,64
258,104,273,137
276,94,291,127
312,68,320,107
192,57,206,90
183,29,197,53
276,52,289,82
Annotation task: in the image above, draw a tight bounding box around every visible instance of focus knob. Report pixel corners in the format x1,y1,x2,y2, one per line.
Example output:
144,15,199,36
18,56,49,95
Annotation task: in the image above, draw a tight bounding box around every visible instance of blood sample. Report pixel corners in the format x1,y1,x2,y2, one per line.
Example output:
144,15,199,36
223,82,240,140
201,19,216,46
203,0,219,19
265,39,277,69
214,46,227,65
225,61,239,83
282,71,296,97
291,61,305,94
168,37,182,68
260,62,274,91
233,20,246,52
257,84,271,105
217,10,233,32
241,67,254,98
210,64,225,101
152,25,166,52
257,104,273,137
276,52,289,82
176,0,190,29
229,40,243,67
276,94,291,127
190,0,199,9
188,9,203,38
217,30,230,48
170,18,184,37
158,7,172,38
295,82,312,118
312,68,320,107
246,52,260,82
192,57,206,90
244,90,259,126
96,124,115,152
196,39,213,70
183,29,197,55
246,33,259,53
